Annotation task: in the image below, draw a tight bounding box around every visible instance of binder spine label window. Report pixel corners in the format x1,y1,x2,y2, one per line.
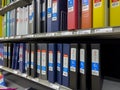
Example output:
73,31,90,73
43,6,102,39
94,0,102,8
41,50,46,75
31,51,34,69
52,0,57,21
47,0,52,18
57,51,61,71
49,51,53,71
82,0,89,11
70,48,76,72
63,54,69,77
68,0,74,12
92,49,99,76
42,2,45,21
80,49,85,74
37,50,40,73
111,0,120,7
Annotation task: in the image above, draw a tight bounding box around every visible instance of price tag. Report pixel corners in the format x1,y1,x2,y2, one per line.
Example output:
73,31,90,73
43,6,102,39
50,83,59,90
0,66,3,68
46,33,55,36
10,36,14,39
77,30,91,35
21,74,27,77
0,37,4,40
5,37,9,39
13,70,18,74
61,32,73,36
15,35,21,39
94,28,112,33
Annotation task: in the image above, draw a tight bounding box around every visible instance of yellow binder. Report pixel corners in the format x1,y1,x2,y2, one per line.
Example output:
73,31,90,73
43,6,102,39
110,0,120,27
93,0,108,28
0,16,2,37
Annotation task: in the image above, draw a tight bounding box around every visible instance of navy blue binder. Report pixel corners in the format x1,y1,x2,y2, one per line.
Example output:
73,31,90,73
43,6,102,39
3,43,8,67
19,43,26,73
48,43,57,83
12,43,16,69
47,0,52,32
51,0,67,32
57,44,63,84
8,43,13,68
0,44,4,66
15,44,20,70
62,44,70,87
41,0,47,33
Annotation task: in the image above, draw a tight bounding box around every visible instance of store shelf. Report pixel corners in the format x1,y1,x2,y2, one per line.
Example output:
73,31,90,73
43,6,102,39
0,66,71,90
0,0,32,15
0,27,120,42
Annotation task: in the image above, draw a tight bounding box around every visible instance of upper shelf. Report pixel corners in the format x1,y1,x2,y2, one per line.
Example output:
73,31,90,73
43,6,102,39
0,0,32,15
0,27,120,42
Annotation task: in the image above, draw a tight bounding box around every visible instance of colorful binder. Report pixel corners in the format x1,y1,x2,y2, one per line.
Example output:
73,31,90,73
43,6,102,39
93,0,108,28
57,44,63,84
81,0,92,29
31,43,37,78
110,0,120,27
41,0,47,33
41,43,48,80
68,0,79,30
62,44,70,87
70,43,79,90
47,0,52,32
19,43,26,73
51,0,67,32
48,43,57,83
91,44,102,90
0,44,4,66
80,44,91,90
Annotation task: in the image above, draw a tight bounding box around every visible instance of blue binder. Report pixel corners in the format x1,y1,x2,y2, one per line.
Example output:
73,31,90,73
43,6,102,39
47,0,52,32
7,11,10,37
62,44,70,87
51,0,67,32
57,44,63,84
15,44,20,70
48,43,57,83
0,44,4,66
19,43,26,73
12,43,16,69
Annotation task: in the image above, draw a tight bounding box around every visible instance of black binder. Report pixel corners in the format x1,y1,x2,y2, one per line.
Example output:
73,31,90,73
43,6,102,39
70,43,79,90
8,43,13,68
26,43,31,76
41,43,48,80
41,0,47,33
31,43,37,78
91,44,102,90
80,44,91,90
3,43,8,67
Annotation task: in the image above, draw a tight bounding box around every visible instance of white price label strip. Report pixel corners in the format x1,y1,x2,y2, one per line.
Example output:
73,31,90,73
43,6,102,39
46,33,55,36
94,28,112,33
21,74,27,77
50,83,59,90
77,30,91,35
13,70,18,74
5,37,9,39
16,36,21,39
61,32,73,36
0,66,3,68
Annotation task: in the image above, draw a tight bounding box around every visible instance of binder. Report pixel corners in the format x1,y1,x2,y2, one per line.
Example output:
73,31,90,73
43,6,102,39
91,44,102,90
3,43,8,67
62,44,70,87
28,0,37,34
93,0,108,28
3,14,7,37
19,43,26,73
47,0,52,32
41,0,47,33
80,44,91,90
68,0,79,30
9,10,13,36
36,0,42,33
70,43,79,90
0,16,3,37
110,0,120,27
12,43,16,69
8,43,13,68
48,43,57,83
25,43,31,76
37,43,41,77
15,44,20,70
41,43,48,80
31,43,37,78
51,0,67,32
0,44,4,66
81,0,92,29
57,44,63,84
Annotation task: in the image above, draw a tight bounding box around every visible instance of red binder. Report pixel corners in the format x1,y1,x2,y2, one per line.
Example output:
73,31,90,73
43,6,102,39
68,0,79,30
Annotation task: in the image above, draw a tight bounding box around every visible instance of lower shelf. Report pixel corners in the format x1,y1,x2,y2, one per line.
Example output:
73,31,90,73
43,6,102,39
0,66,71,90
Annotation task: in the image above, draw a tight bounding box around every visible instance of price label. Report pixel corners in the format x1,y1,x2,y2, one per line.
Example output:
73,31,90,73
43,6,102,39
5,37,9,39
94,28,112,33
16,35,21,39
77,30,91,35
21,74,27,77
50,83,59,90
10,36,14,39
61,32,73,36
0,66,3,68
13,70,18,74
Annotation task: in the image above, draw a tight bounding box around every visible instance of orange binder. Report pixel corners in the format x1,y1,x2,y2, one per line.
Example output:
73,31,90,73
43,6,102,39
81,0,92,29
